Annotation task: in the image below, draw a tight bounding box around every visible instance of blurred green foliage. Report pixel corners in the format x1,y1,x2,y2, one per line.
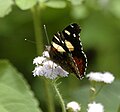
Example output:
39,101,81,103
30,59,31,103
0,0,120,112
0,60,41,112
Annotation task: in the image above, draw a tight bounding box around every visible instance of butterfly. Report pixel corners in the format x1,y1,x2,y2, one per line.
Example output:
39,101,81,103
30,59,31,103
48,23,87,79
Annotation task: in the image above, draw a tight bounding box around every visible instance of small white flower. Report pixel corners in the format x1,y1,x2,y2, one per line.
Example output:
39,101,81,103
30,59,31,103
33,56,46,66
32,66,45,77
32,51,69,79
42,51,50,58
54,66,68,77
102,72,115,84
67,101,81,112
42,60,59,79
87,102,104,112
86,72,115,84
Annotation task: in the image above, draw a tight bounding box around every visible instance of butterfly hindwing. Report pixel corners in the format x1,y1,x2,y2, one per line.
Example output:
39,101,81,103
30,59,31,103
62,23,87,79
49,23,87,79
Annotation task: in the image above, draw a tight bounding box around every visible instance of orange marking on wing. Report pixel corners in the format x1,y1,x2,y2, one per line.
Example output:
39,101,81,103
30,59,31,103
73,57,85,77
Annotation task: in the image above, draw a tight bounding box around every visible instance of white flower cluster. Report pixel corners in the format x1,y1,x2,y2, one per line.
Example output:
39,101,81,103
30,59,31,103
87,102,104,112
86,72,115,84
67,101,81,112
32,51,68,79
66,101,104,112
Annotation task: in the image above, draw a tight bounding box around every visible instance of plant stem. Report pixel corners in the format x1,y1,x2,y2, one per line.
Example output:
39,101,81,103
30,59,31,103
44,80,55,112
89,81,96,102
53,83,66,112
95,83,105,96
31,5,55,112
89,82,105,102
31,4,43,55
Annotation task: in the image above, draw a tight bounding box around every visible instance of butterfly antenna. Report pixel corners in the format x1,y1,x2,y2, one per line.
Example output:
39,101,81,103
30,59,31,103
44,24,50,45
25,38,36,44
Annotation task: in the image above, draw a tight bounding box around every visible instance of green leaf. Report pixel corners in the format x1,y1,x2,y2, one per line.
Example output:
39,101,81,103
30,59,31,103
45,1,66,9
15,0,37,10
0,60,42,112
0,0,13,17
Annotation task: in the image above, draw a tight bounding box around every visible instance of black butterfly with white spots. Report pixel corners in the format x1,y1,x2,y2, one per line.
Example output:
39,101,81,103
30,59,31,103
48,23,87,79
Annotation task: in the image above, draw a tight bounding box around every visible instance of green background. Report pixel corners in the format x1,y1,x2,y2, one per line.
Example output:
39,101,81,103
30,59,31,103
0,0,120,112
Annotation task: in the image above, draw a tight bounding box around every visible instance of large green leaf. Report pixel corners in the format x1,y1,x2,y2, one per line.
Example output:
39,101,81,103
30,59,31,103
15,0,37,10
0,60,42,112
0,0,13,17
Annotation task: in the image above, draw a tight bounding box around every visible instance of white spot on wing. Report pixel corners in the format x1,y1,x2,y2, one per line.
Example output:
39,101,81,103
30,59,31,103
61,40,64,44
54,35,60,42
65,40,74,51
70,24,74,28
57,32,60,36
64,30,70,35
52,42,65,52
73,33,76,37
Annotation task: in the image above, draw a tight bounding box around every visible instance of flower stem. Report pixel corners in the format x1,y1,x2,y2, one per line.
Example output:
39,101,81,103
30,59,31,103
95,83,105,96
31,4,55,112
89,81,105,102
44,79,55,112
53,82,66,112
89,81,96,102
